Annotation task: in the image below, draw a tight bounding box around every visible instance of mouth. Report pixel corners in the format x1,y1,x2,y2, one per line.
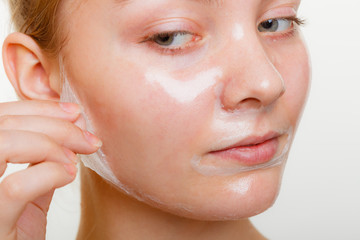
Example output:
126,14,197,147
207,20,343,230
209,132,280,166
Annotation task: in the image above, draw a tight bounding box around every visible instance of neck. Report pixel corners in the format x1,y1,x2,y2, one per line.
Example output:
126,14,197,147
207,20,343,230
76,165,267,240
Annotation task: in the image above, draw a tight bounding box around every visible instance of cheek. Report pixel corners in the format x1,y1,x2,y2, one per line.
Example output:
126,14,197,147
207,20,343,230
276,42,311,125
285,59,310,124
80,63,217,190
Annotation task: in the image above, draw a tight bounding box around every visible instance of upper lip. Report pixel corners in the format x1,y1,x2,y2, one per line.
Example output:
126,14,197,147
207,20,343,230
211,131,280,153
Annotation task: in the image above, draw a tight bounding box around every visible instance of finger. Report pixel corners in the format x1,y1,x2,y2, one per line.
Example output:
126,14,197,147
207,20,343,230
28,190,54,215
0,101,81,122
0,130,77,175
0,161,77,233
0,115,101,154
16,191,54,239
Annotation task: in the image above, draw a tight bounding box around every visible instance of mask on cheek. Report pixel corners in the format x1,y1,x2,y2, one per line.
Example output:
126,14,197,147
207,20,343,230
59,73,176,205
59,71,124,189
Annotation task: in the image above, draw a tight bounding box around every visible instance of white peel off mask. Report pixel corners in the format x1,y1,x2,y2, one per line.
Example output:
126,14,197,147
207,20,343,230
232,23,244,41
145,67,223,103
60,76,122,187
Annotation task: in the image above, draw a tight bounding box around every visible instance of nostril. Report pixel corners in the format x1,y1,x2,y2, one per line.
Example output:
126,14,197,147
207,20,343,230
235,97,262,110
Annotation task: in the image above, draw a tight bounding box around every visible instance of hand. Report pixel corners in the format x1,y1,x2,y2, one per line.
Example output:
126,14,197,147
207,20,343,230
0,100,101,240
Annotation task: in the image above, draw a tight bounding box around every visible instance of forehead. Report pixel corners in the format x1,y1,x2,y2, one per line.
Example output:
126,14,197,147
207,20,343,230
114,0,224,6
66,0,300,14
113,0,300,6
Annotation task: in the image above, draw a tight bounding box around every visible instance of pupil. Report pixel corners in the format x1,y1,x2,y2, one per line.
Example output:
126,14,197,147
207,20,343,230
156,34,175,46
159,35,170,42
261,20,273,29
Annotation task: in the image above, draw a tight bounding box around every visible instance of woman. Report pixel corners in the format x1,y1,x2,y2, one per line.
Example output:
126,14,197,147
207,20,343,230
0,0,310,239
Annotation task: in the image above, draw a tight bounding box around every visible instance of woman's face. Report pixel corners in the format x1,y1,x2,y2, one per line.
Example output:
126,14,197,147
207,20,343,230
59,0,310,220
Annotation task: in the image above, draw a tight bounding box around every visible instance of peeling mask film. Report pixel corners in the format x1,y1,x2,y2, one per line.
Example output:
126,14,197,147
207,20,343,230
60,69,122,188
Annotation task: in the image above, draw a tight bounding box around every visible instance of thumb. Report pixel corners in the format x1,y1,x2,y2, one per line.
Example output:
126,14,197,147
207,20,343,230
16,190,54,240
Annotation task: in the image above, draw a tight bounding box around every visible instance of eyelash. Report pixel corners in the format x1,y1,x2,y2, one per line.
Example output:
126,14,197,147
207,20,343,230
280,16,305,26
141,16,305,56
262,16,306,41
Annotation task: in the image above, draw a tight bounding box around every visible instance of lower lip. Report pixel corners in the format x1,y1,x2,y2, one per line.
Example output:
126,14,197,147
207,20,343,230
210,138,279,166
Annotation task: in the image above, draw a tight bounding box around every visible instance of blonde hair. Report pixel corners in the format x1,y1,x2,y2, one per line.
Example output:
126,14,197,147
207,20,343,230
8,0,62,55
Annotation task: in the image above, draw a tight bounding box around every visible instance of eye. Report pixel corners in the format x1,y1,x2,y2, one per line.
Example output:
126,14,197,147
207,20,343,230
151,31,196,49
258,18,293,33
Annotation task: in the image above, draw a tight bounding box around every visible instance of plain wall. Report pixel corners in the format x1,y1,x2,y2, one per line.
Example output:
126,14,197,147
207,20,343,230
0,0,359,239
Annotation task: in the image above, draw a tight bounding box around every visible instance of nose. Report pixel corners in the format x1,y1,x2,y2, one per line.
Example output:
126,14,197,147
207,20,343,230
220,36,285,111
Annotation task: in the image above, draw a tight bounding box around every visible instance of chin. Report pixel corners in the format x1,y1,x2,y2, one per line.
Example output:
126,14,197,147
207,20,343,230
142,164,285,221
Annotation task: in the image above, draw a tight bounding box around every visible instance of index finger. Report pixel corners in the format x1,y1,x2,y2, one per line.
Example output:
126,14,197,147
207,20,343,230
0,100,81,122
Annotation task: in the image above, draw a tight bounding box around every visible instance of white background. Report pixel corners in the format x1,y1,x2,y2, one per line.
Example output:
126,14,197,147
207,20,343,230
1,0,360,239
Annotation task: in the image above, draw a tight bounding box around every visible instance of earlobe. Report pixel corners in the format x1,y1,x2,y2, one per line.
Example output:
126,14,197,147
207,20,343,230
2,32,60,101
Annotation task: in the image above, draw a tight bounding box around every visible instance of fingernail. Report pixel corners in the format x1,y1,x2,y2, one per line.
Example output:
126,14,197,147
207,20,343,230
64,163,77,176
83,130,103,148
59,102,82,114
63,147,78,164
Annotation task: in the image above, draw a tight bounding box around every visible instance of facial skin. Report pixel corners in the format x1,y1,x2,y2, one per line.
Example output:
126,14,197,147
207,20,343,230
56,0,310,220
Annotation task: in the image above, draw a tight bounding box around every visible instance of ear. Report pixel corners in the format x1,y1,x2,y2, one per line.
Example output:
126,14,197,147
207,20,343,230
2,32,60,101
